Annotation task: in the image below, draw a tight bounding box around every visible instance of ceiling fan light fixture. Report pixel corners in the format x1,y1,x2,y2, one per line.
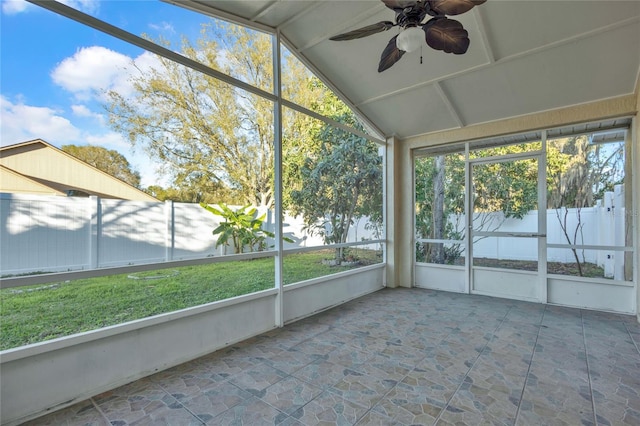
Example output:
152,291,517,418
329,0,486,72
396,26,424,52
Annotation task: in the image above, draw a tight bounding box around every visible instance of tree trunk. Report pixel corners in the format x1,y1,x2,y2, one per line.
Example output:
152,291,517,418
557,207,584,276
432,155,445,264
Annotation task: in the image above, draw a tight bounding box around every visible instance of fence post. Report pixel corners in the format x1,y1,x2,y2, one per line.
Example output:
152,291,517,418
614,184,625,280
603,192,615,278
88,196,100,269
165,200,174,261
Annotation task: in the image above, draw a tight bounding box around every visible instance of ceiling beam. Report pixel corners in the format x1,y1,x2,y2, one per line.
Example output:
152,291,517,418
434,82,465,128
251,1,281,22
473,7,495,63
277,2,324,31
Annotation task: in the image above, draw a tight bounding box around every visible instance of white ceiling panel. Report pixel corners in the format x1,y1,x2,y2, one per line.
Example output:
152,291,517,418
481,0,640,60
358,84,462,138
442,21,640,126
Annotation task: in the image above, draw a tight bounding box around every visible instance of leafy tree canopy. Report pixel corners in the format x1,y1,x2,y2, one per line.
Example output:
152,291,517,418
61,144,141,188
547,136,624,209
107,21,331,208
144,184,231,204
288,89,383,261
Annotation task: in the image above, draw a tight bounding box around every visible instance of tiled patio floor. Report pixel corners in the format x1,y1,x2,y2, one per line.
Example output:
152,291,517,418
24,288,640,425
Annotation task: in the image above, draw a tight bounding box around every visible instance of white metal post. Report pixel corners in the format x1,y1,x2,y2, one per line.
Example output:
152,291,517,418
464,143,471,294
273,30,284,327
381,143,388,287
539,132,548,303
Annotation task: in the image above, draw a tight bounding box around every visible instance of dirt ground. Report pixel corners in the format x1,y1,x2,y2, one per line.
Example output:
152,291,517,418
455,257,607,278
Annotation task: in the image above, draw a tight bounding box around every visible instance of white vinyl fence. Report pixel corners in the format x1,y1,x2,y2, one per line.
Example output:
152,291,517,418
0,193,380,276
461,186,629,279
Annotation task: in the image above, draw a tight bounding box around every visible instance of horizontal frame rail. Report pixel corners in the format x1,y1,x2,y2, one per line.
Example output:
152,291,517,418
1,240,386,289
547,244,634,251
415,238,465,244
283,240,385,255
473,231,546,238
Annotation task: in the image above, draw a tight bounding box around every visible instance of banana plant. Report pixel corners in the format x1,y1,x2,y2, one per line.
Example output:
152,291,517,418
200,203,290,254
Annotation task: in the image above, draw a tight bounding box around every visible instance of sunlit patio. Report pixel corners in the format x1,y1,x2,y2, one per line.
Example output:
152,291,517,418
22,288,640,425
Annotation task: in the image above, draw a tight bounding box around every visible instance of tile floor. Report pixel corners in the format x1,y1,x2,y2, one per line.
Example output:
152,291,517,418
23,288,640,425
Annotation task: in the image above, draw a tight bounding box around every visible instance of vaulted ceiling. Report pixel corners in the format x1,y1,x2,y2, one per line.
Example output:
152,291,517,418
174,0,640,140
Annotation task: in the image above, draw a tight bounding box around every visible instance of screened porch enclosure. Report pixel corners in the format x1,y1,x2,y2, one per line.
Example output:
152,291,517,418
1,0,639,425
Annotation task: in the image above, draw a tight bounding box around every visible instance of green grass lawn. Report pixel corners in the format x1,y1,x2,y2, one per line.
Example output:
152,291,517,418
0,249,381,350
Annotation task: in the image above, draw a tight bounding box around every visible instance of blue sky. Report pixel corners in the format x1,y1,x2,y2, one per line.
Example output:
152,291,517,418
1,0,211,186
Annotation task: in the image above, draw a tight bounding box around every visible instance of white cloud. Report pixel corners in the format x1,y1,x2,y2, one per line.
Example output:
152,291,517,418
51,46,161,102
85,131,130,151
1,96,81,146
71,104,94,117
2,0,99,15
1,0,31,15
149,21,175,34
51,46,132,101
2,96,125,152
71,104,106,125
61,0,100,15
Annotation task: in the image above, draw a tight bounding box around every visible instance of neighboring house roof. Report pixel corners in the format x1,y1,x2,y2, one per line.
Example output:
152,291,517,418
0,164,66,196
0,139,158,201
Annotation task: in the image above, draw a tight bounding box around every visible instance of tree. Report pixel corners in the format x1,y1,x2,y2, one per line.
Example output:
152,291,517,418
431,155,446,263
547,135,625,276
415,144,539,264
61,144,141,188
145,184,231,203
548,136,624,209
107,21,328,208
289,107,383,264
281,78,329,209
415,153,466,263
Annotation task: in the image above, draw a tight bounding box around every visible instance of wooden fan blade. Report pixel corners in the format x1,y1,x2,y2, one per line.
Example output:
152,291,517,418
382,0,419,12
423,17,469,54
428,0,487,16
330,21,396,41
378,35,406,72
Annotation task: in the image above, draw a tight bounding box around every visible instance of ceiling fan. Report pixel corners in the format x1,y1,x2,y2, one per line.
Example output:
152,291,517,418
330,0,487,72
